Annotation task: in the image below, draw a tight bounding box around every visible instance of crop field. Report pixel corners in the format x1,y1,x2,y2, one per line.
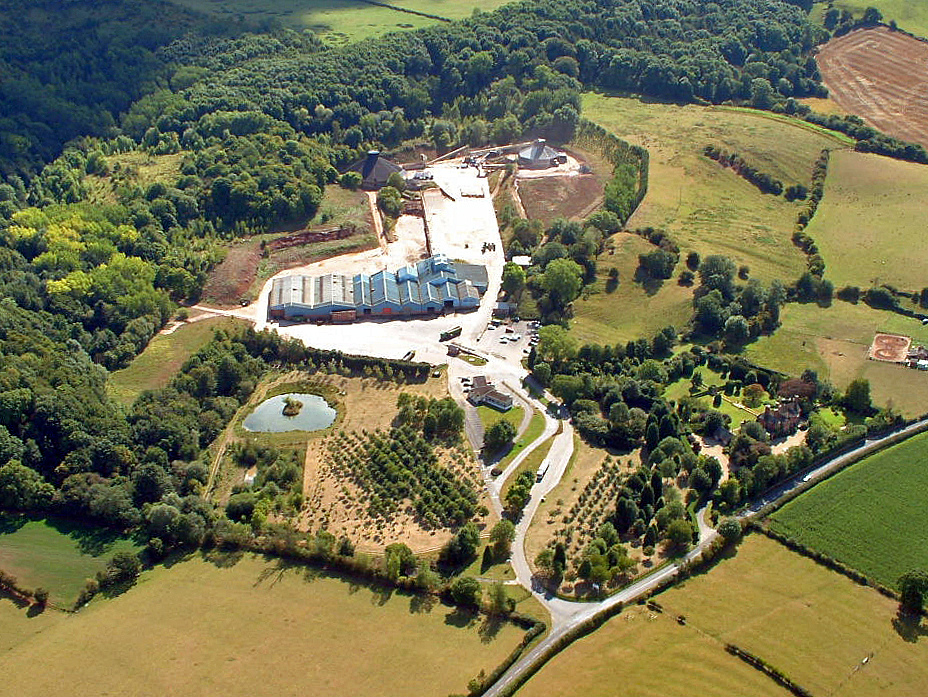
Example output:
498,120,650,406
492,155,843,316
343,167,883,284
571,233,693,346
581,93,850,284
805,150,928,291
656,535,928,697
166,0,515,44
0,515,140,606
107,315,246,407
744,299,928,415
517,601,792,697
816,26,928,148
769,431,928,588
0,554,528,697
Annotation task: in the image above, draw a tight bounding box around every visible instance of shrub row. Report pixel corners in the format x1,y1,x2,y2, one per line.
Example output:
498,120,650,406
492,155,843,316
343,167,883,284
0,568,45,606
702,145,792,197
790,149,829,278
487,599,628,697
574,120,649,224
750,523,898,602
724,643,813,697
465,617,547,697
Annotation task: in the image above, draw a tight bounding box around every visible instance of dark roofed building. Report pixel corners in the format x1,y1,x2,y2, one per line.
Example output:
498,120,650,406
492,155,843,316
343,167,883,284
348,150,402,190
518,139,567,169
757,399,802,439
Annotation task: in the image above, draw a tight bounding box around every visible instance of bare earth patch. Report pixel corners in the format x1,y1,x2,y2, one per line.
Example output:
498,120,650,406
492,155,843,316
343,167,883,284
816,26,928,147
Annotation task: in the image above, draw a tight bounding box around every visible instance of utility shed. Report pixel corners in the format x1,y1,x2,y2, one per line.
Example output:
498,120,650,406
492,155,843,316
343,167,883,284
347,150,402,190
518,139,567,169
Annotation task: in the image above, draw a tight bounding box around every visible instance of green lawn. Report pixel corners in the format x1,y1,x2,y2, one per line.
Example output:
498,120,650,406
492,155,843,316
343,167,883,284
478,404,524,433
107,315,245,407
0,553,527,697
655,534,928,697
769,431,928,589
744,300,928,415
805,150,928,292
0,515,141,606
663,369,765,427
496,410,546,469
571,233,693,346
581,93,848,284
500,431,557,498
166,0,515,45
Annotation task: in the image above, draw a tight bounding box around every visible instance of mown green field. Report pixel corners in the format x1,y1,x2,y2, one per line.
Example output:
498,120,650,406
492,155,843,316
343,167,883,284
581,93,850,284
478,404,524,433
770,431,928,588
0,515,141,606
805,150,928,292
0,553,527,697
107,315,246,407
167,0,515,44
744,300,928,415
656,535,928,697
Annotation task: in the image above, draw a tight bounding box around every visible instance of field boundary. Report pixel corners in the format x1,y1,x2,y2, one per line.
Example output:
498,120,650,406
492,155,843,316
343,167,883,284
357,0,451,23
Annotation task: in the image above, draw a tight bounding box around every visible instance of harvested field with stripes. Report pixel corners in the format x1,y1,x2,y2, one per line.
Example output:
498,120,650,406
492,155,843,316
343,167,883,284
816,26,928,147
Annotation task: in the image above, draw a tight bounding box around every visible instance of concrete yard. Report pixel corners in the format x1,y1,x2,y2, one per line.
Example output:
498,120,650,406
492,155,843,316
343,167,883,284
249,164,504,363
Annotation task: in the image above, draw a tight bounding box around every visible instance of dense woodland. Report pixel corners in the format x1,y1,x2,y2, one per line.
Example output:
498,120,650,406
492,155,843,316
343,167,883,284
0,0,918,572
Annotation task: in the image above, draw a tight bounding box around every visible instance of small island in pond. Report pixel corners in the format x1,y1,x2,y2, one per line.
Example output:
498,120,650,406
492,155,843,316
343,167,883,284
282,395,304,416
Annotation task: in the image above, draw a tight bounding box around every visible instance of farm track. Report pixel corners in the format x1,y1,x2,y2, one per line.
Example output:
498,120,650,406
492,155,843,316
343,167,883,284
817,26,928,147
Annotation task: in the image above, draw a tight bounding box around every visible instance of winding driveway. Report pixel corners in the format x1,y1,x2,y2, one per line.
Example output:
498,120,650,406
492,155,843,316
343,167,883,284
480,413,928,696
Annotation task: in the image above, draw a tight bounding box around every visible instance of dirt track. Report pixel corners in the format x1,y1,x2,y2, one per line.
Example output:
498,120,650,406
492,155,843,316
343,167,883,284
816,26,928,148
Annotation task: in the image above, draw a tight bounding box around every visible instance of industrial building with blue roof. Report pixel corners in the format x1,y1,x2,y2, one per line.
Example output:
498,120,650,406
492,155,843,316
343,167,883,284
268,254,488,321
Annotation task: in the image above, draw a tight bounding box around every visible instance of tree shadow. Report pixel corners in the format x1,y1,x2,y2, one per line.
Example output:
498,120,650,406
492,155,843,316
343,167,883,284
479,614,504,643
46,516,126,556
605,277,618,294
369,584,394,606
254,556,302,588
892,612,928,643
0,512,28,535
201,546,245,569
633,266,665,296
26,602,46,618
409,593,437,614
444,607,478,628
0,587,30,611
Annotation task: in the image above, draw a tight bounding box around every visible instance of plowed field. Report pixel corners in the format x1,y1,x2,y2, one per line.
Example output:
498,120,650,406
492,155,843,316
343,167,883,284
816,26,928,147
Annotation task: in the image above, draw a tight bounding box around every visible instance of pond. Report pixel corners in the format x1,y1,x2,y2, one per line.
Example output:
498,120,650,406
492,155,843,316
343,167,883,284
243,393,336,433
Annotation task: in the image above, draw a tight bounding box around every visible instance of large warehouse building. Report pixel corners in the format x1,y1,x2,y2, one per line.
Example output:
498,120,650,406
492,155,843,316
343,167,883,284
268,254,488,321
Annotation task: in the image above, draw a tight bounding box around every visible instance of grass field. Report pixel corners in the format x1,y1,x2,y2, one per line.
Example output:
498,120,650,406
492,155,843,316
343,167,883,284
166,0,515,44
0,515,141,606
655,535,928,697
0,553,527,697
816,0,928,39
107,315,246,407
500,428,557,499
744,300,928,415
517,601,793,697
497,410,546,469
570,233,693,346
582,93,850,284
769,431,928,588
805,150,928,292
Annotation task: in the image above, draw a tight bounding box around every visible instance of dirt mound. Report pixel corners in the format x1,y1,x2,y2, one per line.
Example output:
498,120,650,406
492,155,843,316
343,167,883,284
816,26,928,148
200,240,261,307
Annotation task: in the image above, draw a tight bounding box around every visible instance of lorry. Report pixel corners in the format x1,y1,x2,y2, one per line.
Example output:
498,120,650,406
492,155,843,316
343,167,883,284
440,326,463,342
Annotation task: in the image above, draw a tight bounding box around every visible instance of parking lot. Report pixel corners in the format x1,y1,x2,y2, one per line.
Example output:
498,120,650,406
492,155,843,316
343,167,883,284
476,319,540,363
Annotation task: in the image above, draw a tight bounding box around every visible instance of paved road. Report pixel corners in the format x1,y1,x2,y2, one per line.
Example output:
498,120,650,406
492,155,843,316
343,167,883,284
481,416,928,697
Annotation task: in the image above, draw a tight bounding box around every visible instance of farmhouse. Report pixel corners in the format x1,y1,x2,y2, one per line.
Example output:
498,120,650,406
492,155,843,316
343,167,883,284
757,399,802,439
346,150,403,190
518,139,567,169
468,375,513,411
268,254,487,321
